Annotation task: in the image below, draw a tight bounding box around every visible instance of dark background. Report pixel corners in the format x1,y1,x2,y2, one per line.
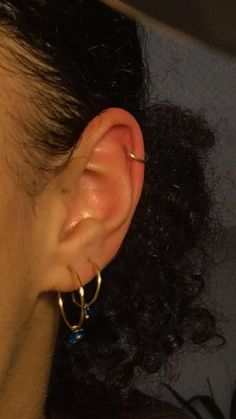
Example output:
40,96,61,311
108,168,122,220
135,23,236,418
123,0,236,56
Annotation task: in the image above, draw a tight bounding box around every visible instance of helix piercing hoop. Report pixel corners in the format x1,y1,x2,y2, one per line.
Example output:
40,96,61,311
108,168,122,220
57,260,102,345
126,147,148,163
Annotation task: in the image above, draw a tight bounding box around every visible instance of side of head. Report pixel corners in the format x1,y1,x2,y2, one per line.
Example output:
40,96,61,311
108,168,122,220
0,1,222,418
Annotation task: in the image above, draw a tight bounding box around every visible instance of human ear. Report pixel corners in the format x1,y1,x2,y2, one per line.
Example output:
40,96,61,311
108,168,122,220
33,107,145,294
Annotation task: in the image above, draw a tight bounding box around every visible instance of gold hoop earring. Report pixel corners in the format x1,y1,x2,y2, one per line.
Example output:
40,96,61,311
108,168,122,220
57,260,102,345
71,260,102,319
126,148,148,163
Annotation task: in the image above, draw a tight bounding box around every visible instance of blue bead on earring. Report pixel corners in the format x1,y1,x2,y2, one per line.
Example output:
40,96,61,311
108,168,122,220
67,328,85,345
84,306,94,319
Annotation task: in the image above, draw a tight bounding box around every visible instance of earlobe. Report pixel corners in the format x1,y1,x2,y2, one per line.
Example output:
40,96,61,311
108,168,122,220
38,108,145,294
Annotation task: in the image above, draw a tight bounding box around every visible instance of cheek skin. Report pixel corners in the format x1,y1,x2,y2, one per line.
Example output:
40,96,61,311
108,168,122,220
0,163,36,389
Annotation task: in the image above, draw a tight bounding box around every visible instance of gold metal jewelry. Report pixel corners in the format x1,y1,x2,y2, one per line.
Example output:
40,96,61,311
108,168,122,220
71,260,102,319
57,260,102,345
126,148,148,163
58,268,85,333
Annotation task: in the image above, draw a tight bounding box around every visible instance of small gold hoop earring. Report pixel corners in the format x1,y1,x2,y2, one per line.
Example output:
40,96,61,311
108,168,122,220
71,260,102,319
126,148,148,163
57,260,102,345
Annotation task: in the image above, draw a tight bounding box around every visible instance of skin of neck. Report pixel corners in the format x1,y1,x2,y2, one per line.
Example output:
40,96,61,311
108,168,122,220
0,292,59,419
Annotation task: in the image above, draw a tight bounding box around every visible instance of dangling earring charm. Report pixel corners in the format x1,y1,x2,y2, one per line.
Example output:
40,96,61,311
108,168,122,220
57,260,102,346
71,260,101,320
58,279,85,345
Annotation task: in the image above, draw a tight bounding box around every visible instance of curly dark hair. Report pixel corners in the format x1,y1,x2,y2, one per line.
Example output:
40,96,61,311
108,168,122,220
0,0,223,418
